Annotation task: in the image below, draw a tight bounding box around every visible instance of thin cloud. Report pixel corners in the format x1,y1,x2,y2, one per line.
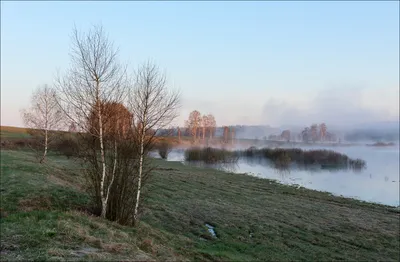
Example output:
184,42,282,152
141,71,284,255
262,87,396,127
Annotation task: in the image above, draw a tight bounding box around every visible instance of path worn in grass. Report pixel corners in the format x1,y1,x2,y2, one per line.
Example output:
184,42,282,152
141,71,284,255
1,149,399,261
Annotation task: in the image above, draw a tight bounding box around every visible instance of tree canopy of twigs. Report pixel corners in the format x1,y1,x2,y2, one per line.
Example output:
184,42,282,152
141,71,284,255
185,111,216,143
53,24,180,226
55,24,128,219
129,60,180,225
20,84,63,163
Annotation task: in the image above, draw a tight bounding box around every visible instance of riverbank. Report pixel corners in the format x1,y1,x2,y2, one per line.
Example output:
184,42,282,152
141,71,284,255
1,149,399,261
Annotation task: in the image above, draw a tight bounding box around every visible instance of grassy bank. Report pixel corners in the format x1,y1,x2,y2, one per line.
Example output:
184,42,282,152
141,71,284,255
0,150,185,261
1,149,399,261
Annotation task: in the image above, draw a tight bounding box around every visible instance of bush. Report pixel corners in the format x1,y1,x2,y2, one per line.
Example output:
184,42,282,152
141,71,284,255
158,141,172,159
184,147,239,164
0,138,41,150
53,134,81,158
274,152,291,167
238,147,366,171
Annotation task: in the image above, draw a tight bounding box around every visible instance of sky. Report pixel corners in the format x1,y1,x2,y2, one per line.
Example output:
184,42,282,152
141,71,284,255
1,1,399,128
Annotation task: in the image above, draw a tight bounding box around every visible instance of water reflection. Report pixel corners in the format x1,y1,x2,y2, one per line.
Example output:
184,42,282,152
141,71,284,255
274,166,291,179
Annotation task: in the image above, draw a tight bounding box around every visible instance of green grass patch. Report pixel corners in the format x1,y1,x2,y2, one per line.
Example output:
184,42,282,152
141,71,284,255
141,159,399,261
0,150,88,213
0,150,185,261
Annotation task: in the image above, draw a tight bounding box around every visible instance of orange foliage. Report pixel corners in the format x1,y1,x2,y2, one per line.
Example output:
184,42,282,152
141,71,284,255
88,102,133,139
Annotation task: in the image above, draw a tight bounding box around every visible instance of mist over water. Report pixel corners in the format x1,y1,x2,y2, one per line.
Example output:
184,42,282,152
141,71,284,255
154,145,400,207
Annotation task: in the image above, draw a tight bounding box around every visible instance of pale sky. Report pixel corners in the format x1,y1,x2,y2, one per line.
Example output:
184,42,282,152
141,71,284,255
1,1,399,128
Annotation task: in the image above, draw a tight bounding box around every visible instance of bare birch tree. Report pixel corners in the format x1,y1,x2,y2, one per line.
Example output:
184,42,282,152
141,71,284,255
187,110,202,142
21,84,63,163
202,115,209,144
207,114,216,140
223,126,229,144
129,60,180,225
177,127,181,142
55,24,127,218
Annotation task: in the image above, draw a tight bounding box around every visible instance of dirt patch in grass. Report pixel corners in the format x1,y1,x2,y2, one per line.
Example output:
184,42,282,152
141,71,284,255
18,196,52,212
155,167,179,171
0,208,9,219
47,174,83,191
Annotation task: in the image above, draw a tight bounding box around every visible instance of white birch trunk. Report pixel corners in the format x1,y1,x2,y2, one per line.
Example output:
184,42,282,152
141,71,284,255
40,129,48,163
105,138,117,210
202,126,205,144
40,95,49,164
134,119,146,225
97,85,108,218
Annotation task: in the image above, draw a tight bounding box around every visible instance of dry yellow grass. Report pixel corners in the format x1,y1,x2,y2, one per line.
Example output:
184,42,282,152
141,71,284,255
56,211,159,260
18,196,52,212
0,126,28,133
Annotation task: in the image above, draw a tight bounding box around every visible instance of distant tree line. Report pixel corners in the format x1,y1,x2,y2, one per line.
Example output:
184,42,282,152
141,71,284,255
300,123,337,143
344,129,399,142
267,123,338,143
157,110,237,145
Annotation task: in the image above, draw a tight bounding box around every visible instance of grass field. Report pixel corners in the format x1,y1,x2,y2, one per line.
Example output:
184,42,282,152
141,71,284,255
0,126,30,140
1,124,400,261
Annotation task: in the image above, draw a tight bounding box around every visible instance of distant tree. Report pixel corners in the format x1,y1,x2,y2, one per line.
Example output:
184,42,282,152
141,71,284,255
177,127,181,142
230,126,235,145
184,120,190,136
302,127,310,143
21,84,63,163
223,126,229,143
319,123,327,141
326,131,337,142
207,114,216,139
310,124,318,143
201,115,209,144
268,134,277,140
186,110,202,142
280,130,291,142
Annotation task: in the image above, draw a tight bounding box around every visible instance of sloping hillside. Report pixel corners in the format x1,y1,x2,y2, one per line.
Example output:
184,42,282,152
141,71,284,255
1,147,399,261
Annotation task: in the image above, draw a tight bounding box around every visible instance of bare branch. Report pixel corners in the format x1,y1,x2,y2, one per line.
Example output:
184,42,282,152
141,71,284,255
128,60,181,225
54,24,128,219
20,84,63,163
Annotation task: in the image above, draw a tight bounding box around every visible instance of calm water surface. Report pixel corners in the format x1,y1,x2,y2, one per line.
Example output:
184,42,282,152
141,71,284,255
155,146,400,207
